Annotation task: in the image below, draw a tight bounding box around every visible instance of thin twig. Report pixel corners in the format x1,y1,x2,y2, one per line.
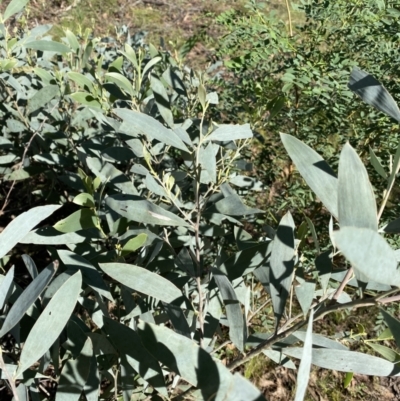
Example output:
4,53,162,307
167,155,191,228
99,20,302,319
285,0,293,37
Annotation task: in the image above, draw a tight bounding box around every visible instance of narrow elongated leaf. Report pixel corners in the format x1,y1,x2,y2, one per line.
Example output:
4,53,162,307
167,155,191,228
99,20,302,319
24,40,71,53
0,262,57,338
199,142,217,184
137,321,266,400
212,269,246,352
283,348,400,376
380,309,400,350
114,108,189,152
106,194,190,227
17,271,82,377
21,227,95,245
56,337,93,401
205,124,253,142
293,331,348,351
367,343,400,363
65,30,80,52
369,147,387,179
3,0,28,21
333,227,400,286
21,255,38,279
348,68,400,122
338,143,377,230
150,75,174,127
280,134,338,219
269,212,295,326
99,263,182,304
58,250,113,301
294,309,313,401
0,205,61,259
0,266,15,310
102,317,167,397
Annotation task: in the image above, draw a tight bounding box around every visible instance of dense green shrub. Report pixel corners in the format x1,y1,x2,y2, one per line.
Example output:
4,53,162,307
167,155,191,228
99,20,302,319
212,0,400,216
2,1,400,400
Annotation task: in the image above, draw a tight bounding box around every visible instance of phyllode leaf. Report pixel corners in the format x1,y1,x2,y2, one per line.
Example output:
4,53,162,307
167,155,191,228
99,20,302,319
212,269,246,353
0,205,61,260
283,347,400,376
0,262,57,338
338,143,377,230
269,211,295,327
333,227,400,287
348,68,400,123
99,263,183,304
17,271,82,377
280,134,338,219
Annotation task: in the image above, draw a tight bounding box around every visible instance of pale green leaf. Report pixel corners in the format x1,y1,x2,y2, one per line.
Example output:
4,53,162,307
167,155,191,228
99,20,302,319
338,143,377,230
0,262,57,338
3,0,28,21
17,271,82,377
24,40,71,53
0,205,61,259
333,227,400,286
280,134,338,219
53,209,99,233
99,263,182,304
283,347,400,376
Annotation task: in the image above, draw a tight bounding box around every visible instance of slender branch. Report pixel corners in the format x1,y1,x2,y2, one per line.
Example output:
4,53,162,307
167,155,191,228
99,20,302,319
285,0,293,37
228,288,400,371
332,267,354,302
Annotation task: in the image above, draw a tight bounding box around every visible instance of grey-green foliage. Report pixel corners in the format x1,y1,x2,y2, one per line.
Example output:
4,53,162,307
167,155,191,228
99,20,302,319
2,2,400,401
